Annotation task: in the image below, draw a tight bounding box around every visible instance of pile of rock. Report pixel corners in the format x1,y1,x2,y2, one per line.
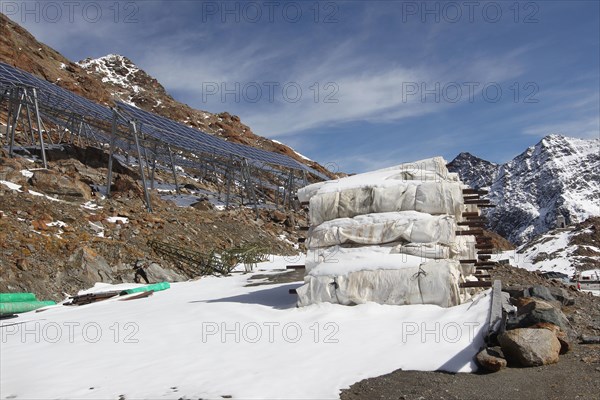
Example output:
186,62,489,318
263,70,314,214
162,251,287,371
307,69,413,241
477,284,577,371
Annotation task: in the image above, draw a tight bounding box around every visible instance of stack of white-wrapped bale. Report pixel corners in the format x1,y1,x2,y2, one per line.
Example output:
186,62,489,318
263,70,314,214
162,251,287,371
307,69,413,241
295,157,477,307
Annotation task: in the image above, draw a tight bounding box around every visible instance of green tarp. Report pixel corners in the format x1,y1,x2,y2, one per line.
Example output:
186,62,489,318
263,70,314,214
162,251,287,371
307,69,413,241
120,282,170,295
0,301,56,314
0,293,37,302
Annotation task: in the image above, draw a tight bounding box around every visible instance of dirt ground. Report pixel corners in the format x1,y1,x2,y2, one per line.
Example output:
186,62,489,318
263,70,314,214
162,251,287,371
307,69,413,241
339,264,600,400
340,344,600,400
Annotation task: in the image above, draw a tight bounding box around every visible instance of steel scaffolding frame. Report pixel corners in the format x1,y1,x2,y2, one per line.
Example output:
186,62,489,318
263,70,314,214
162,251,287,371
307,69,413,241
0,62,325,214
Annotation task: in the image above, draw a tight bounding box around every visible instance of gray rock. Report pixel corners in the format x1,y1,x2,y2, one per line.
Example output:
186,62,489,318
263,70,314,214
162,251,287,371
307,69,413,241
528,285,556,302
30,169,92,200
499,328,561,367
580,335,600,344
144,262,186,283
509,297,571,334
547,286,575,306
476,347,507,372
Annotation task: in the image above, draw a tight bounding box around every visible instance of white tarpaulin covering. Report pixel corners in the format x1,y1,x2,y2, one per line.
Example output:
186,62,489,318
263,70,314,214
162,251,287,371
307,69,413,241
297,156,459,203
297,157,474,308
297,256,463,307
308,181,464,226
307,211,457,249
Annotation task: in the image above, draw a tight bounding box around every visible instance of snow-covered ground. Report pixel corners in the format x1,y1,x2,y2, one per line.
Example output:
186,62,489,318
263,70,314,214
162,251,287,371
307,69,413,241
1,256,492,400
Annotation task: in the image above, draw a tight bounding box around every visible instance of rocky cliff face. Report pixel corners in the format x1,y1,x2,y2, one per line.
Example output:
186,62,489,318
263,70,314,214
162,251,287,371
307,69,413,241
449,135,600,245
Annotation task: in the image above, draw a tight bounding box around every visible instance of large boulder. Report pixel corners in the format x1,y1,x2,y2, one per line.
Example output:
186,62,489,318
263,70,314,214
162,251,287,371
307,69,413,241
30,169,92,200
499,328,561,367
530,322,571,354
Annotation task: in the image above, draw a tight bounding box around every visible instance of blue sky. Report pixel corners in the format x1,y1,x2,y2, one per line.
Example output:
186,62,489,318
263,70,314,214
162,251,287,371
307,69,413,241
5,0,599,173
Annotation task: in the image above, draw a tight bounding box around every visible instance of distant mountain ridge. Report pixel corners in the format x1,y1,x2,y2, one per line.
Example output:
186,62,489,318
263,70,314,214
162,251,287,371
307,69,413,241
449,135,600,245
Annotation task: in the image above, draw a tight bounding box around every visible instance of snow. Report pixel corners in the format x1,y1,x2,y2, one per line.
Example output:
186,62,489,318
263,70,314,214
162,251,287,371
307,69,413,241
81,201,103,210
272,139,313,162
20,169,33,178
0,180,21,191
106,216,129,224
77,55,144,94
0,255,491,399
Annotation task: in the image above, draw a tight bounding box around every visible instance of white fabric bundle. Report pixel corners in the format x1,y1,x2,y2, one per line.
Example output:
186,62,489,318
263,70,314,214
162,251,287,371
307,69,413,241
296,256,463,307
298,156,459,203
307,211,456,249
309,181,464,225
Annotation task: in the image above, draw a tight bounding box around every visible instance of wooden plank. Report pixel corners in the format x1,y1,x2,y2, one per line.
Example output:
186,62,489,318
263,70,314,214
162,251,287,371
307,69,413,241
300,201,309,206
478,255,492,260
478,249,494,255
465,216,487,222
476,265,495,270
458,222,485,228
462,211,480,217
476,243,494,249
475,261,496,266
460,281,493,288
477,204,496,208
456,229,484,236
464,199,492,205
298,237,306,243
118,291,154,301
463,188,489,195
298,226,309,231
286,265,306,270
474,273,492,279
460,259,477,264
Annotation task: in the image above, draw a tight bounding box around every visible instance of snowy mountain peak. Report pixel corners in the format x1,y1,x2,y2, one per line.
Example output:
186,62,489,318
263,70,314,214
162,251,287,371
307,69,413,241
446,151,499,190
451,134,599,245
77,54,149,100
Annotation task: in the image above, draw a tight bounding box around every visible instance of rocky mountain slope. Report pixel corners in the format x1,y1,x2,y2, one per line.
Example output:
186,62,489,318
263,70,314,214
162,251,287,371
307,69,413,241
0,13,331,178
503,217,600,276
449,135,600,245
446,152,499,190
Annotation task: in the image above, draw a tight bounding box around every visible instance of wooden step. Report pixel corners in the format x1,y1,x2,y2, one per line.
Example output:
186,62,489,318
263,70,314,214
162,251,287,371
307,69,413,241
462,211,480,217
458,221,485,226
465,216,487,222
460,281,493,288
476,265,495,270
477,249,494,255
475,261,496,266
456,229,484,236
477,204,496,208
463,188,489,195
298,237,306,243
478,255,492,260
475,244,494,250
286,265,306,270
459,259,477,264
464,199,492,205
298,226,309,231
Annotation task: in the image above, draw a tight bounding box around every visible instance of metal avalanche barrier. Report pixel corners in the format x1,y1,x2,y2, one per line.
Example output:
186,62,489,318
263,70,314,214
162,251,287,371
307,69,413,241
149,240,269,276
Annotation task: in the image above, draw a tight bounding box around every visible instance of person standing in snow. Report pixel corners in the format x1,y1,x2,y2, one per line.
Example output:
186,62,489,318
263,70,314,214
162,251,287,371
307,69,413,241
134,260,150,284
